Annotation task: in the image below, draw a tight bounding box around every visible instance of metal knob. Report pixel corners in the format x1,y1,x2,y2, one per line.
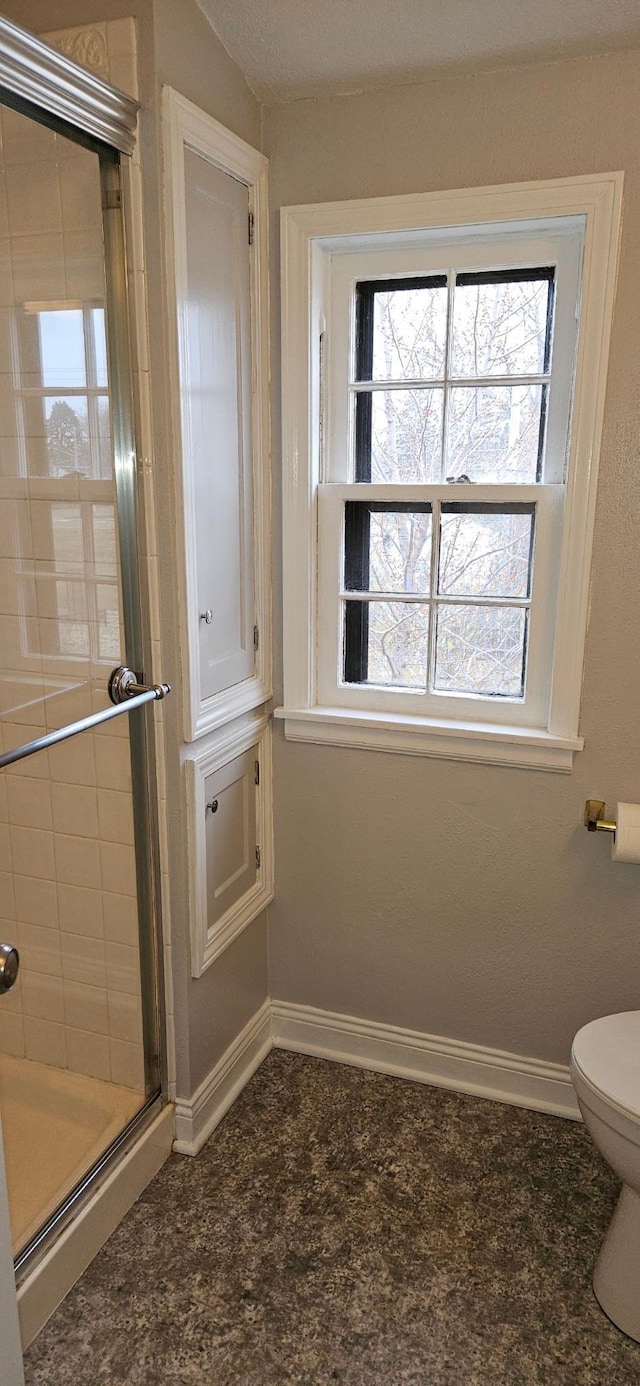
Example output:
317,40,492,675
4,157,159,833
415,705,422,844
0,944,19,995
200,609,213,625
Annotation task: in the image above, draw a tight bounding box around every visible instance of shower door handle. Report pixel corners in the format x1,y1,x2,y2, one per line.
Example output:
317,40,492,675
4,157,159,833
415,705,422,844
0,943,19,995
0,667,171,771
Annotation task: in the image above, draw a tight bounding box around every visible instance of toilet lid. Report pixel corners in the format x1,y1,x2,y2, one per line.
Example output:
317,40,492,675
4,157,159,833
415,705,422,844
572,1011,640,1118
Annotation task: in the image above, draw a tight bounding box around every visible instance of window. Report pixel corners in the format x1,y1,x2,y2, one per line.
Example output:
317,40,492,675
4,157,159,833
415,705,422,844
12,302,120,668
278,176,622,770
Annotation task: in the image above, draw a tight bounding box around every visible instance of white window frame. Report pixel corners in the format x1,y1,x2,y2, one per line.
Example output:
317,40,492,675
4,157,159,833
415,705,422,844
163,88,272,741
277,174,623,772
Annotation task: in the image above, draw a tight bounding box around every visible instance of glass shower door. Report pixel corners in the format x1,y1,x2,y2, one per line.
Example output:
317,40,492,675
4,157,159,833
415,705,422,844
0,99,165,1272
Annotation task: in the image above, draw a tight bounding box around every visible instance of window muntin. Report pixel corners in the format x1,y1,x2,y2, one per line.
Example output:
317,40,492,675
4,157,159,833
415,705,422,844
342,500,535,698
353,268,555,486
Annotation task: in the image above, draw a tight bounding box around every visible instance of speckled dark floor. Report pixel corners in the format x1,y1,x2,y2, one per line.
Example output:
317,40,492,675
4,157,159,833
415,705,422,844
23,1050,640,1385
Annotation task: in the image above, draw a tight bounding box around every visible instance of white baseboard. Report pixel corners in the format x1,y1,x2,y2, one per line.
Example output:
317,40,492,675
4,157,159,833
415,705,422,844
18,1103,175,1349
172,996,580,1164
271,1001,581,1121
173,1000,272,1156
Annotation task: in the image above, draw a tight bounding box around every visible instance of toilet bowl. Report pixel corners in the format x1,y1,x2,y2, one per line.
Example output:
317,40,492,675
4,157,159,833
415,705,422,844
570,1010,640,1342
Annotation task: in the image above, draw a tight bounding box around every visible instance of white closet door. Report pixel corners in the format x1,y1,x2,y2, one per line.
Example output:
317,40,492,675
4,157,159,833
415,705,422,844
204,747,258,929
183,148,255,701
0,1119,24,1386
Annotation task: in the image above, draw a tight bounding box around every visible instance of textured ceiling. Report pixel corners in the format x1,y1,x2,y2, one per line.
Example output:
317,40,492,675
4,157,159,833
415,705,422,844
196,0,640,101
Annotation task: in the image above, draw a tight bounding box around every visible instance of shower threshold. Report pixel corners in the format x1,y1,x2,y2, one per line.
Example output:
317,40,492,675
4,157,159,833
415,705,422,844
0,1054,143,1257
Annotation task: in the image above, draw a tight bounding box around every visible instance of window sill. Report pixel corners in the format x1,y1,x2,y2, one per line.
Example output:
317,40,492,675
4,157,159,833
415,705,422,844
274,706,583,772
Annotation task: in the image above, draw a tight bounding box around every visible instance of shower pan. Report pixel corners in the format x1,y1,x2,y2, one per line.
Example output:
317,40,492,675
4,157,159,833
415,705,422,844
0,15,170,1362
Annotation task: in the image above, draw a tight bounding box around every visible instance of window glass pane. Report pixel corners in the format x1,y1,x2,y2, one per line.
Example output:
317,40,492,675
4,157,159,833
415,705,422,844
96,582,121,660
451,272,553,378
446,384,544,483
52,579,89,658
91,308,108,388
38,309,86,388
344,503,432,594
367,283,448,381
49,503,84,572
344,600,429,688
44,396,90,478
438,507,534,599
361,388,444,482
92,504,117,577
434,604,527,698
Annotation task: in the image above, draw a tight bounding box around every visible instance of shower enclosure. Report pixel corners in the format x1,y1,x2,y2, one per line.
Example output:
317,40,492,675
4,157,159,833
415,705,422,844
0,15,168,1342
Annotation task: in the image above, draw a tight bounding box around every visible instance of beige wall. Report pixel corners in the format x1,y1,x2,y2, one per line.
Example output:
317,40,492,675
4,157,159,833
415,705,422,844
3,0,268,1099
263,49,640,1065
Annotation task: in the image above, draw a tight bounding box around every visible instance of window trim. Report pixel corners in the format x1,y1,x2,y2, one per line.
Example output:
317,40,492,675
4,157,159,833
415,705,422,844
277,174,624,772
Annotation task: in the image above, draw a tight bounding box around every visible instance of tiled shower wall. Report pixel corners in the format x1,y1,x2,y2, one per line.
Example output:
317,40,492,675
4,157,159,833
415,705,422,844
0,23,145,1092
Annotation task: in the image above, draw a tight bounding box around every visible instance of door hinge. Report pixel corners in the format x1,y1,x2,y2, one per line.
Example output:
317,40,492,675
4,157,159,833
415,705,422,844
253,624,259,652
248,211,254,246
255,759,260,786
255,845,261,870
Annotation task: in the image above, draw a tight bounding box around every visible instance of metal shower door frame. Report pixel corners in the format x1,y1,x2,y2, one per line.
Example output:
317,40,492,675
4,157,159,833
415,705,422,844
0,19,169,1286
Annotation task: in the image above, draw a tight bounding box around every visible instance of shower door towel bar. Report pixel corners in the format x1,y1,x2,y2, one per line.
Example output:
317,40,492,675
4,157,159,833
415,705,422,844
0,665,170,770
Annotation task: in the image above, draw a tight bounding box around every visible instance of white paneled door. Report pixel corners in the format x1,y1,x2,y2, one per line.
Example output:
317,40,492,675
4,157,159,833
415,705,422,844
0,1117,24,1386
185,149,255,704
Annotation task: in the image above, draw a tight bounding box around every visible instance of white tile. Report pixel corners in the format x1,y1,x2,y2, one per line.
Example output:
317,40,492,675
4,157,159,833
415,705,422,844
94,735,131,791
65,1026,110,1080
10,824,55,880
6,161,62,237
54,833,101,889
102,891,138,946
57,883,102,938
63,979,108,1034
0,777,7,822
51,783,98,839
49,733,96,787
21,970,65,1023
108,53,137,100
59,154,102,235
44,682,92,732
107,989,143,1044
108,942,140,997
0,1011,24,1057
109,1038,145,1091
0,823,10,872
18,921,61,976
106,18,137,58
62,229,105,301
0,497,32,561
0,871,16,921
13,875,57,929
97,788,134,845
7,776,52,830
100,841,136,897
0,106,56,164
11,232,66,302
24,1016,66,1067
0,971,22,1013
60,932,106,989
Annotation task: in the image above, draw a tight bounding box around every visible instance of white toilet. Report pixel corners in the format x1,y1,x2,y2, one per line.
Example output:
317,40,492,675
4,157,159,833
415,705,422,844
571,1010,640,1341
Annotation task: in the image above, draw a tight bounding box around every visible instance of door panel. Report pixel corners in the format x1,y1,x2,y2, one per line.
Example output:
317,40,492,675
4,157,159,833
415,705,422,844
0,102,161,1277
204,747,257,928
183,149,255,701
